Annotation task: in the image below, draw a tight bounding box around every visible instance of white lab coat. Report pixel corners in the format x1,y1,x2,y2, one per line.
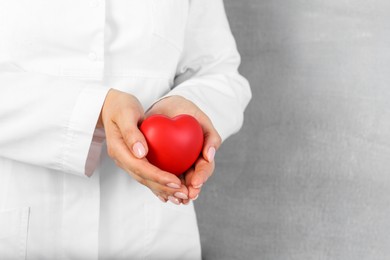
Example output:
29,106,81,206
0,0,251,259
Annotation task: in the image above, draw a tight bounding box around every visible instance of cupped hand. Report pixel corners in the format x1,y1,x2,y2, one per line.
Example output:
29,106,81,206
146,95,222,204
99,89,189,204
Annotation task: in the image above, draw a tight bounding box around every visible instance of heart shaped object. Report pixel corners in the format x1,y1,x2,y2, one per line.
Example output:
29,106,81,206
140,114,204,176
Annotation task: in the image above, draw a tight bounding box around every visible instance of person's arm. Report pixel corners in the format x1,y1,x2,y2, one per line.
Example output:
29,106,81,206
161,0,251,141
0,63,109,177
149,0,252,202
0,64,188,200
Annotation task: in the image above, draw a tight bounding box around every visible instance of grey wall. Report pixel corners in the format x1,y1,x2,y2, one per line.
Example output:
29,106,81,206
195,1,390,259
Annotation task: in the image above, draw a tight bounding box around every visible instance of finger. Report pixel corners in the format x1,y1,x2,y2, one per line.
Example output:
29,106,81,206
106,123,183,189
167,195,182,205
190,157,215,189
184,168,202,200
202,127,221,163
121,155,188,200
124,163,188,203
131,159,184,188
114,103,148,159
157,176,184,205
144,178,188,200
188,186,201,201
151,184,188,205
177,176,189,199
152,191,167,203
194,113,222,163
180,176,191,205
157,195,167,203
149,177,189,205
101,90,149,159
184,167,195,187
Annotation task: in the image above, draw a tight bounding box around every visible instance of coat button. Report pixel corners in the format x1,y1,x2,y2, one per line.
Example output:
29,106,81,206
88,52,97,61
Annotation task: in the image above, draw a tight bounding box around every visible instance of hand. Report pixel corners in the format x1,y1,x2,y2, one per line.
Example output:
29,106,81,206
146,95,222,204
99,89,189,204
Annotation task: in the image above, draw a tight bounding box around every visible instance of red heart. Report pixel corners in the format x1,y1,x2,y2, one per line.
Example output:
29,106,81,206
140,114,204,176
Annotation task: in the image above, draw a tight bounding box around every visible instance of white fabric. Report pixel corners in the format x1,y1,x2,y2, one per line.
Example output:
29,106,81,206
0,0,251,259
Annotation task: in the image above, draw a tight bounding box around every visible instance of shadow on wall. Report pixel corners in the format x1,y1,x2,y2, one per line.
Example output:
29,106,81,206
197,1,390,260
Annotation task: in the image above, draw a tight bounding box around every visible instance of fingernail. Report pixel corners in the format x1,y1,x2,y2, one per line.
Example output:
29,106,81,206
192,194,199,201
132,142,146,158
207,147,216,162
174,192,188,200
167,183,181,189
193,183,203,189
168,196,180,205
157,195,166,203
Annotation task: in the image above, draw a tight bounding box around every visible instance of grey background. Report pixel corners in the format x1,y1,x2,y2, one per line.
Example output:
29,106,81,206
195,1,390,259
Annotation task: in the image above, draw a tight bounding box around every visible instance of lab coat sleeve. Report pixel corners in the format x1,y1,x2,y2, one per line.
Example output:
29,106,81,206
0,64,109,177
161,0,252,141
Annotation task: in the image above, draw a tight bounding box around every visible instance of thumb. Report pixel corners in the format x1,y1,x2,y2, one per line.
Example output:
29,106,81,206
116,111,149,159
202,125,222,163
